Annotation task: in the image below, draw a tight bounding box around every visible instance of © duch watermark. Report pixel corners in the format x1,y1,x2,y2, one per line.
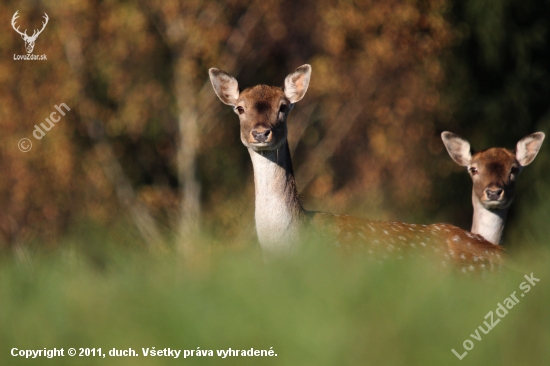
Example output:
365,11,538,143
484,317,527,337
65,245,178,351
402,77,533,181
451,272,540,360
12,10,48,60
18,103,71,152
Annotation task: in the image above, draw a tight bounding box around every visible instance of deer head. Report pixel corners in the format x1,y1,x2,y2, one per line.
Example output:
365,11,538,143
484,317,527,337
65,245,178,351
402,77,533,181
442,132,545,211
12,11,49,54
208,65,311,153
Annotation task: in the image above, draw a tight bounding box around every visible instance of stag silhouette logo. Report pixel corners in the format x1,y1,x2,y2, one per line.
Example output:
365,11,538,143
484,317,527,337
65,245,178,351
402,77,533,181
12,11,49,54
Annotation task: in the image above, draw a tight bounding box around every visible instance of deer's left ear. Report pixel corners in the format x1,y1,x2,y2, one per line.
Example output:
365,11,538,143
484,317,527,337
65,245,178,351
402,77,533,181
516,132,545,166
284,64,311,104
209,68,240,106
441,131,472,167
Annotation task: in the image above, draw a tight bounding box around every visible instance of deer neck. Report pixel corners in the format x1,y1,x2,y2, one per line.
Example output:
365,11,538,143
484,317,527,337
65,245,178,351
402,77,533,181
248,141,304,254
471,192,508,245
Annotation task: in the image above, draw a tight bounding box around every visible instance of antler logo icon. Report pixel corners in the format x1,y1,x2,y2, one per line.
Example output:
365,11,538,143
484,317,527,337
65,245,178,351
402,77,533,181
11,11,49,54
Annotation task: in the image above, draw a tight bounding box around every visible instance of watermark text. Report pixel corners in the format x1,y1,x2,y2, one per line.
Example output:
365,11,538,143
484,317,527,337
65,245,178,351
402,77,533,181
451,272,540,360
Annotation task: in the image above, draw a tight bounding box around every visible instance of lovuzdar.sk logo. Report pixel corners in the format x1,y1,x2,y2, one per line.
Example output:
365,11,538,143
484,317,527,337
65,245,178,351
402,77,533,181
12,10,48,60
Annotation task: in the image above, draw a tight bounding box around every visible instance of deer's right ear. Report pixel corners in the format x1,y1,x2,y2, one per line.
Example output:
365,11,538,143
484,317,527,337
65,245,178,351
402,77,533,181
441,131,472,166
209,68,240,106
516,132,545,167
284,64,311,104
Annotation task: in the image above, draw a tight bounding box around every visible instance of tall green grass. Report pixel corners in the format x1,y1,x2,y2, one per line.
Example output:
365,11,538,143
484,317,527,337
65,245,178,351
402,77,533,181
0,226,548,366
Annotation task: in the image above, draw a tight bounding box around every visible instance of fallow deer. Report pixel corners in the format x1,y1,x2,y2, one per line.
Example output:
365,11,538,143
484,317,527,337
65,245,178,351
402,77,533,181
209,65,503,271
441,131,545,245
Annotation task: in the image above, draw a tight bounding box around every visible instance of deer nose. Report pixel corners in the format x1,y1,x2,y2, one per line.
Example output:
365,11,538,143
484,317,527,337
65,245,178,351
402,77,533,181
251,129,271,143
485,188,503,201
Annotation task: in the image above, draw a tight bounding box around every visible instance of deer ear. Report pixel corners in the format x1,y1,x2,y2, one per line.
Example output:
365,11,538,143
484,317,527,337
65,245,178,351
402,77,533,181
516,132,545,167
441,132,472,166
284,64,311,104
209,68,240,106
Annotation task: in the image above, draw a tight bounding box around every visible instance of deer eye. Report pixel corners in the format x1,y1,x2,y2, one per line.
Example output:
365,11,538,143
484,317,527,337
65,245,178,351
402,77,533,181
279,104,287,113
235,106,245,115
469,167,478,175
511,166,519,175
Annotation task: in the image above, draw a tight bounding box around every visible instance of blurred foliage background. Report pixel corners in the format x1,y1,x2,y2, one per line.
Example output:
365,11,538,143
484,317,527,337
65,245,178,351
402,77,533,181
0,0,549,250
